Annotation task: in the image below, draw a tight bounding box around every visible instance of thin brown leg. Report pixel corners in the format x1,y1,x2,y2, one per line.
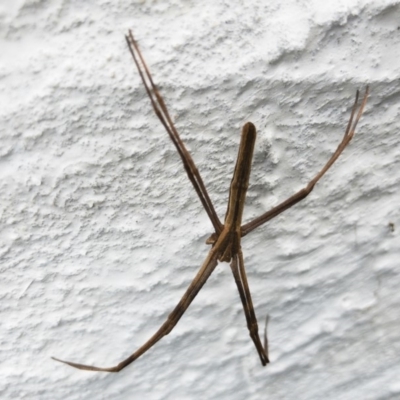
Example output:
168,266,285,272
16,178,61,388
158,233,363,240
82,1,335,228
241,86,369,236
125,31,223,234
230,251,269,365
53,252,219,372
263,315,269,360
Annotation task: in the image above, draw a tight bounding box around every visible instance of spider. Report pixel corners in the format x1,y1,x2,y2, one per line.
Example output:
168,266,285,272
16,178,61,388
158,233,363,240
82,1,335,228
53,30,369,372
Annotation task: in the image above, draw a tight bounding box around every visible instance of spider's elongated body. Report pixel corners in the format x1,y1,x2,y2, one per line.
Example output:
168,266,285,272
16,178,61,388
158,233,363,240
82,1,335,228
53,30,368,372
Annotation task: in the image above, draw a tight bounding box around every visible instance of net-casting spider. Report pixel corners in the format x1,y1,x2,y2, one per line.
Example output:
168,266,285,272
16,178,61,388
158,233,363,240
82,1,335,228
53,30,369,372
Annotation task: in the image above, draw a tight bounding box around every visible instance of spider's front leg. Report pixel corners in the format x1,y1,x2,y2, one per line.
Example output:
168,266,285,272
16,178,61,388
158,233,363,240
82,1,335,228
52,250,220,372
230,250,269,366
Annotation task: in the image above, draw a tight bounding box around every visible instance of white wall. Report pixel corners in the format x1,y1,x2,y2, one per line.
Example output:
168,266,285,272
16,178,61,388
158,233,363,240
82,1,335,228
1,1,399,399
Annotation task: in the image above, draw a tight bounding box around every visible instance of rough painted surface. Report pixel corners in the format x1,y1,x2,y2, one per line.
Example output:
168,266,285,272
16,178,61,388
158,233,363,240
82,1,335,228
1,1,399,399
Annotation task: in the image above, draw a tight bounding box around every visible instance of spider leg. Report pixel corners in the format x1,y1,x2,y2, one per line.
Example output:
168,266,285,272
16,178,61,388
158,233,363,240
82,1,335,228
125,31,223,234
241,86,369,236
230,250,269,365
263,315,269,357
53,250,220,372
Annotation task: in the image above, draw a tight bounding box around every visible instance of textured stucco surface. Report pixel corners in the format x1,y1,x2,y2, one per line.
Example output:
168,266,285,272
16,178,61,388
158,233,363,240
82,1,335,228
1,1,400,399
